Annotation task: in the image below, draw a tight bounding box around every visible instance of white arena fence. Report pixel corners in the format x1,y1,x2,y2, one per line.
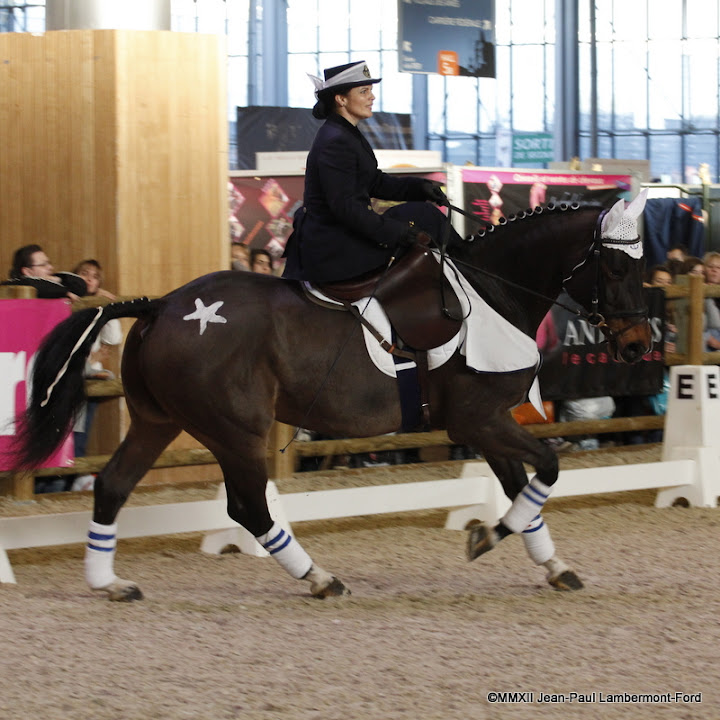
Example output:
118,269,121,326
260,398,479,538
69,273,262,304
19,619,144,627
1,366,719,584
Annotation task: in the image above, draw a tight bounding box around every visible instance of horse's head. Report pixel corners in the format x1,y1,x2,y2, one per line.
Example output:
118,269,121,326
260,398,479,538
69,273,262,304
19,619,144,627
564,190,653,363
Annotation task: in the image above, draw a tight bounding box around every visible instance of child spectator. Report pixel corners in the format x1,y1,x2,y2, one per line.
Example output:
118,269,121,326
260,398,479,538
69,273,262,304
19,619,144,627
70,259,123,491
251,248,274,275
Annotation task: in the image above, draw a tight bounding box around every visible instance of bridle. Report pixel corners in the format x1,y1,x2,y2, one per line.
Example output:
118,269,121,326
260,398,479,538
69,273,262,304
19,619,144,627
441,203,649,340
564,208,649,343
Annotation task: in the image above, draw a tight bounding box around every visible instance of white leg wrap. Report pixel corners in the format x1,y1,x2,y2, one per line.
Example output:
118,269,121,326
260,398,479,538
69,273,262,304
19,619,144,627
501,476,552,534
256,522,312,579
84,521,118,589
521,515,556,565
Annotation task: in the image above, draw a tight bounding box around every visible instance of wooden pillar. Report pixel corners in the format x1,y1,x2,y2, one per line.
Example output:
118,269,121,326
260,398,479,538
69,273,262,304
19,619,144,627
0,29,227,307
0,30,228,488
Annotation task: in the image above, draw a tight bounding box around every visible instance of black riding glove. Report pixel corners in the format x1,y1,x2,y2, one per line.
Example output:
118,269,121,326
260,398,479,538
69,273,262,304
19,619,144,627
423,181,449,207
398,225,433,248
398,224,421,247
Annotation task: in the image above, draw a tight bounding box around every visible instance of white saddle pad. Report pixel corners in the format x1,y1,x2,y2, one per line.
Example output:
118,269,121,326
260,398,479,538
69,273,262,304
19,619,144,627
303,255,545,418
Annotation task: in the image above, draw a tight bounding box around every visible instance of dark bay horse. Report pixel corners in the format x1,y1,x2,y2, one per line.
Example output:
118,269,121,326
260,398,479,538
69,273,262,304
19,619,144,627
14,192,652,601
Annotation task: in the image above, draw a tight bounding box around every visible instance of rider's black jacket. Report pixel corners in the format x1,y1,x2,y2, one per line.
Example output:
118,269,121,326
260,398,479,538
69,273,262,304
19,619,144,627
282,113,429,283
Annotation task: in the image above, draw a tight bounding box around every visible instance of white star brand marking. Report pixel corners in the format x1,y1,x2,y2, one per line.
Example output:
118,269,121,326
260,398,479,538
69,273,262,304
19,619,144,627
183,299,227,335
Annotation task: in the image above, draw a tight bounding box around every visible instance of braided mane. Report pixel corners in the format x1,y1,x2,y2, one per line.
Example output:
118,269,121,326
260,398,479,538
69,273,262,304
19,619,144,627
467,200,606,242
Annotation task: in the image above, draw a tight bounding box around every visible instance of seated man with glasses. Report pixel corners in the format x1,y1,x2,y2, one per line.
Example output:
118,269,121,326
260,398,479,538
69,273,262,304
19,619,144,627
2,244,86,300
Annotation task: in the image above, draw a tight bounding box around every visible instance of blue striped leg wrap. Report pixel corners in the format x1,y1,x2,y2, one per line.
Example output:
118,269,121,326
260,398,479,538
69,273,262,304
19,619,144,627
256,522,312,579
501,476,552,534
85,520,118,589
522,515,555,565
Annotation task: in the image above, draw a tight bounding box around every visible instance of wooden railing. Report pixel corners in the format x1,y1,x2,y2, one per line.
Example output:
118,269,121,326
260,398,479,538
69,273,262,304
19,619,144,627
1,274,716,499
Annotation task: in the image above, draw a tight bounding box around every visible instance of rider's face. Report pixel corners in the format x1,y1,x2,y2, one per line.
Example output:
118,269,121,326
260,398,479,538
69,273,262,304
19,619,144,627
336,85,375,125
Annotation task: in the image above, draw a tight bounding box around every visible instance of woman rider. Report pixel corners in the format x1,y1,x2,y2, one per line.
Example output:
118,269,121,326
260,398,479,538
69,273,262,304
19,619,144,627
282,60,458,283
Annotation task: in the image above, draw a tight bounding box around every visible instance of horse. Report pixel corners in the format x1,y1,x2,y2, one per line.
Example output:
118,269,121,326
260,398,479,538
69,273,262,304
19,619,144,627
14,191,652,601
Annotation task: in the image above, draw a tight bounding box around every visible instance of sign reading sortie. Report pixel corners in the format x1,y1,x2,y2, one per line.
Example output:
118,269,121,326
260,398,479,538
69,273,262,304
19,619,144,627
0,299,74,471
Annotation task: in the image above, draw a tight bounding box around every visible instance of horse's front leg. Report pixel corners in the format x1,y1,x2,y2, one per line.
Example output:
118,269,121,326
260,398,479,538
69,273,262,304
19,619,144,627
479,455,583,591
450,411,579,580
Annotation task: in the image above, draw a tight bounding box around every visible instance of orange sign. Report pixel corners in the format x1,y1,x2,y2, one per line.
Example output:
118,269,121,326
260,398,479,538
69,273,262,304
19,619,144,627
438,51,459,76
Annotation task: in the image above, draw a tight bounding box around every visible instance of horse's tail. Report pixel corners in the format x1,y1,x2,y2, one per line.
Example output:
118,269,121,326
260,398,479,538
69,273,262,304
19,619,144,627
11,297,159,469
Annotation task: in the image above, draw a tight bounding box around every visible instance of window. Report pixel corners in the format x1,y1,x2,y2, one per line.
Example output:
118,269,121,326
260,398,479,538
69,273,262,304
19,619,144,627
286,0,411,114
426,0,556,166
2,1,717,180
0,1,44,33
170,0,249,170
579,1,720,183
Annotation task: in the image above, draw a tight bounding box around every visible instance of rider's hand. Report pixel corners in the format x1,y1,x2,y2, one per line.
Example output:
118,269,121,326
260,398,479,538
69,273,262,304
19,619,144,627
398,225,432,247
423,181,449,207
398,224,420,247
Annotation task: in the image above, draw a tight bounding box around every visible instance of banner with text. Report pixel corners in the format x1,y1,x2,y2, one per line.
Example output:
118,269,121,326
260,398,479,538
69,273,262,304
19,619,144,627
537,288,665,400
398,0,495,77
0,299,74,470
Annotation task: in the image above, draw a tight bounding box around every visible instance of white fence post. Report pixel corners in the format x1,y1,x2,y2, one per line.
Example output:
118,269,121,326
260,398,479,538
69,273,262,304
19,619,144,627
656,366,720,508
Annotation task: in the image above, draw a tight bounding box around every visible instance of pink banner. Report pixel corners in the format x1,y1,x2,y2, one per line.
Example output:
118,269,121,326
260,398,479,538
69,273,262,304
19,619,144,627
0,299,74,471
460,168,632,226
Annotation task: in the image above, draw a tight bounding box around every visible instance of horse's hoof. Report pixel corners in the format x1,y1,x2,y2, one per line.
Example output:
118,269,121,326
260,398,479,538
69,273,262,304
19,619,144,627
548,570,584,592
100,581,144,602
311,576,351,598
466,522,497,561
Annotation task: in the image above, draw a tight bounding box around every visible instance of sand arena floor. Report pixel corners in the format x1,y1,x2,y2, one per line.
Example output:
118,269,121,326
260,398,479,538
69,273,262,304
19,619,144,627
1,450,719,720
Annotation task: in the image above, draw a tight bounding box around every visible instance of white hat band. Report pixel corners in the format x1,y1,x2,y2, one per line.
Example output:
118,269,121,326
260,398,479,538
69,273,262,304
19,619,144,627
307,63,379,96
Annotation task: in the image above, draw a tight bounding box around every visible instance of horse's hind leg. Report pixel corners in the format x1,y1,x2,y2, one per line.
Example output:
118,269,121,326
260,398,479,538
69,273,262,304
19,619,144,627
212,445,350,598
476,455,583,591
85,419,181,601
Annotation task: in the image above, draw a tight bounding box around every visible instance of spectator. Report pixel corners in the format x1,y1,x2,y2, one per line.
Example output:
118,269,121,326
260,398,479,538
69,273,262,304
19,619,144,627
69,259,123,491
3,247,87,492
231,243,251,271
644,264,677,354
679,256,704,278
644,264,673,287
251,248,274,275
2,244,86,300
702,251,720,351
73,258,117,301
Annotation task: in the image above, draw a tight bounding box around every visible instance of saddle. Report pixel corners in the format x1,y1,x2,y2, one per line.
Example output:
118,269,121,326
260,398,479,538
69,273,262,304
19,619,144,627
317,232,463,351
315,233,464,430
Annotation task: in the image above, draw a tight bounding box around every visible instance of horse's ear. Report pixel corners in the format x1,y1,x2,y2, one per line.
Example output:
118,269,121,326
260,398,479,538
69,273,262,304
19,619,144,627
623,188,648,222
602,189,649,237
601,198,625,236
